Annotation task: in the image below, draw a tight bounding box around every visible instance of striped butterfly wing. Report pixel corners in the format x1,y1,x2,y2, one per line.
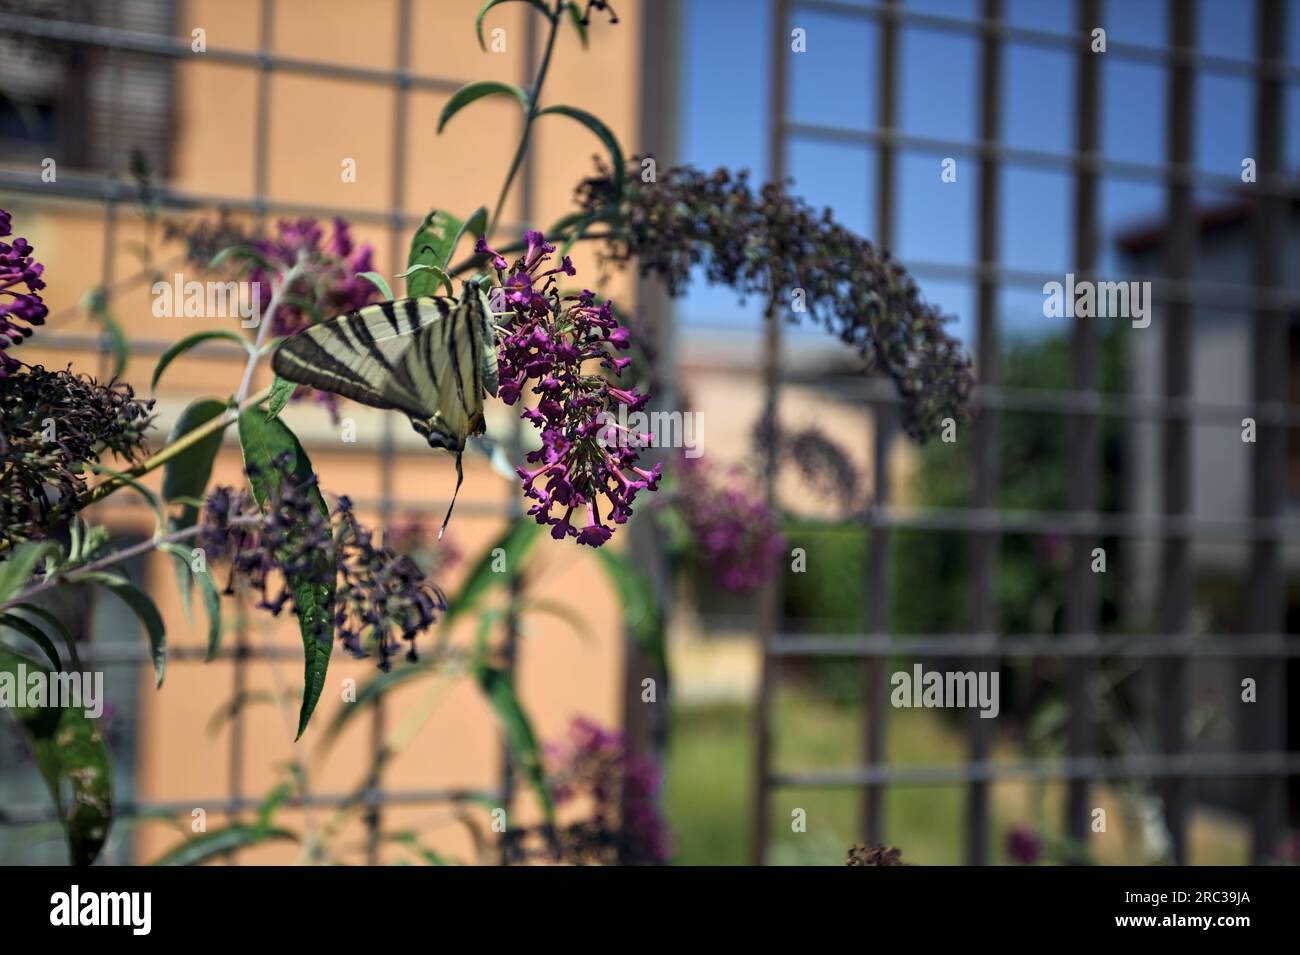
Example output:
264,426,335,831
271,296,456,419
400,282,498,453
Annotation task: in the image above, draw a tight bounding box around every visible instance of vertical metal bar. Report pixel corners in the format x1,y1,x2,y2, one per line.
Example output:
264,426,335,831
861,0,899,846
223,0,274,865
364,0,413,868
620,0,682,865
496,5,540,863
1064,0,1101,859
252,0,275,222
1157,0,1196,865
95,0,123,380
1247,0,1286,866
750,0,790,868
966,0,1002,867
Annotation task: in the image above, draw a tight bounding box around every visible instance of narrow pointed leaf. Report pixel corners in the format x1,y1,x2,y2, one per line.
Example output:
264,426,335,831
151,824,297,866
437,81,530,133
357,270,394,301
474,661,553,824
237,410,334,737
443,517,541,626
11,603,81,670
266,375,297,420
475,0,553,51
151,331,250,391
0,540,59,605
0,612,63,669
82,572,166,688
536,104,625,195
0,646,113,865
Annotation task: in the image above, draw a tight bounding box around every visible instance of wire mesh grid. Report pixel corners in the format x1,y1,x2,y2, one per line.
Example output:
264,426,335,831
750,0,1298,865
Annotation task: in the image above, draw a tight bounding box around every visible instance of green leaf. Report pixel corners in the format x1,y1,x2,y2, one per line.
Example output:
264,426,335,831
205,688,295,735
0,646,113,865
151,824,297,866
475,0,553,51
196,566,222,661
319,660,440,747
536,104,625,195
10,603,81,670
407,211,461,298
474,661,553,824
266,375,297,420
0,540,59,605
357,270,394,301
443,517,541,627
463,206,489,241
387,830,454,865
163,537,222,660
437,81,530,134
0,612,63,669
158,541,195,623
83,572,166,688
151,331,250,391
208,244,276,273
82,288,129,379
565,1,589,47
159,399,227,624
237,410,334,738
86,462,167,529
405,206,486,297
395,262,454,297
595,548,666,675
163,396,227,520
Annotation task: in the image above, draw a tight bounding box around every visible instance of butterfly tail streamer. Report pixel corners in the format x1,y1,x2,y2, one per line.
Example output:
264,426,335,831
439,450,465,541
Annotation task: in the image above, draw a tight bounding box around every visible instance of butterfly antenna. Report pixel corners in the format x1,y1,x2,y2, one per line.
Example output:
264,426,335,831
438,451,465,540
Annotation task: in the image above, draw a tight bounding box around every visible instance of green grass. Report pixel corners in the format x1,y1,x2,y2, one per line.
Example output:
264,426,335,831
664,686,1251,866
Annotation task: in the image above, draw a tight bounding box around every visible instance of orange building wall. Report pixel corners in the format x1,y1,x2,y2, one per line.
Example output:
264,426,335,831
2,0,650,864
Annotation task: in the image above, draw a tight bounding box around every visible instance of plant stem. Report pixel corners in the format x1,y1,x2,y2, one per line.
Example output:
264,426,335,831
1,518,258,611
80,256,301,512
488,2,565,236
237,259,300,403
78,385,272,511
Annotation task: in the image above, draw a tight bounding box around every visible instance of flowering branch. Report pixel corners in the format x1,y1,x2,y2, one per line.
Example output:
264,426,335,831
75,384,271,511
0,518,258,612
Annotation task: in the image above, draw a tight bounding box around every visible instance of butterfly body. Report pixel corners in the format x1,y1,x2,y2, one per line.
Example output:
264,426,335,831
272,281,498,452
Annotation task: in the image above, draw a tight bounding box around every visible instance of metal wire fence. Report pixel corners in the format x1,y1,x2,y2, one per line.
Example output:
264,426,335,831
751,0,1299,865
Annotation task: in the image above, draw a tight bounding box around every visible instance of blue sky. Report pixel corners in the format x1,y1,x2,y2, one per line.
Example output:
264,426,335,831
675,0,1300,348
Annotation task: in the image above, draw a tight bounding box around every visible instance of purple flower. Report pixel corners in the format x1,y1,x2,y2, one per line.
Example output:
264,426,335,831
1006,826,1045,865
489,233,659,547
247,217,380,420
675,456,785,592
0,209,48,378
544,715,671,865
200,467,447,671
252,216,378,337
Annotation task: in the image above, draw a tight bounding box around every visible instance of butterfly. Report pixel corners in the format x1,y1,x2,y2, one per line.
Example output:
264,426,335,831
270,279,499,535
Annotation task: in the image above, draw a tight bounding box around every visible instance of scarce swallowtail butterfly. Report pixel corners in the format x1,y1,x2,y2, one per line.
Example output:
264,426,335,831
270,279,499,536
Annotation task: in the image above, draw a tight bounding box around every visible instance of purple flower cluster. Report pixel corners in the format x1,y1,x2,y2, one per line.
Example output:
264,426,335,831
480,231,660,547
201,467,447,670
252,218,380,420
1006,825,1045,865
544,715,671,865
0,209,48,379
252,217,378,335
675,455,786,592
